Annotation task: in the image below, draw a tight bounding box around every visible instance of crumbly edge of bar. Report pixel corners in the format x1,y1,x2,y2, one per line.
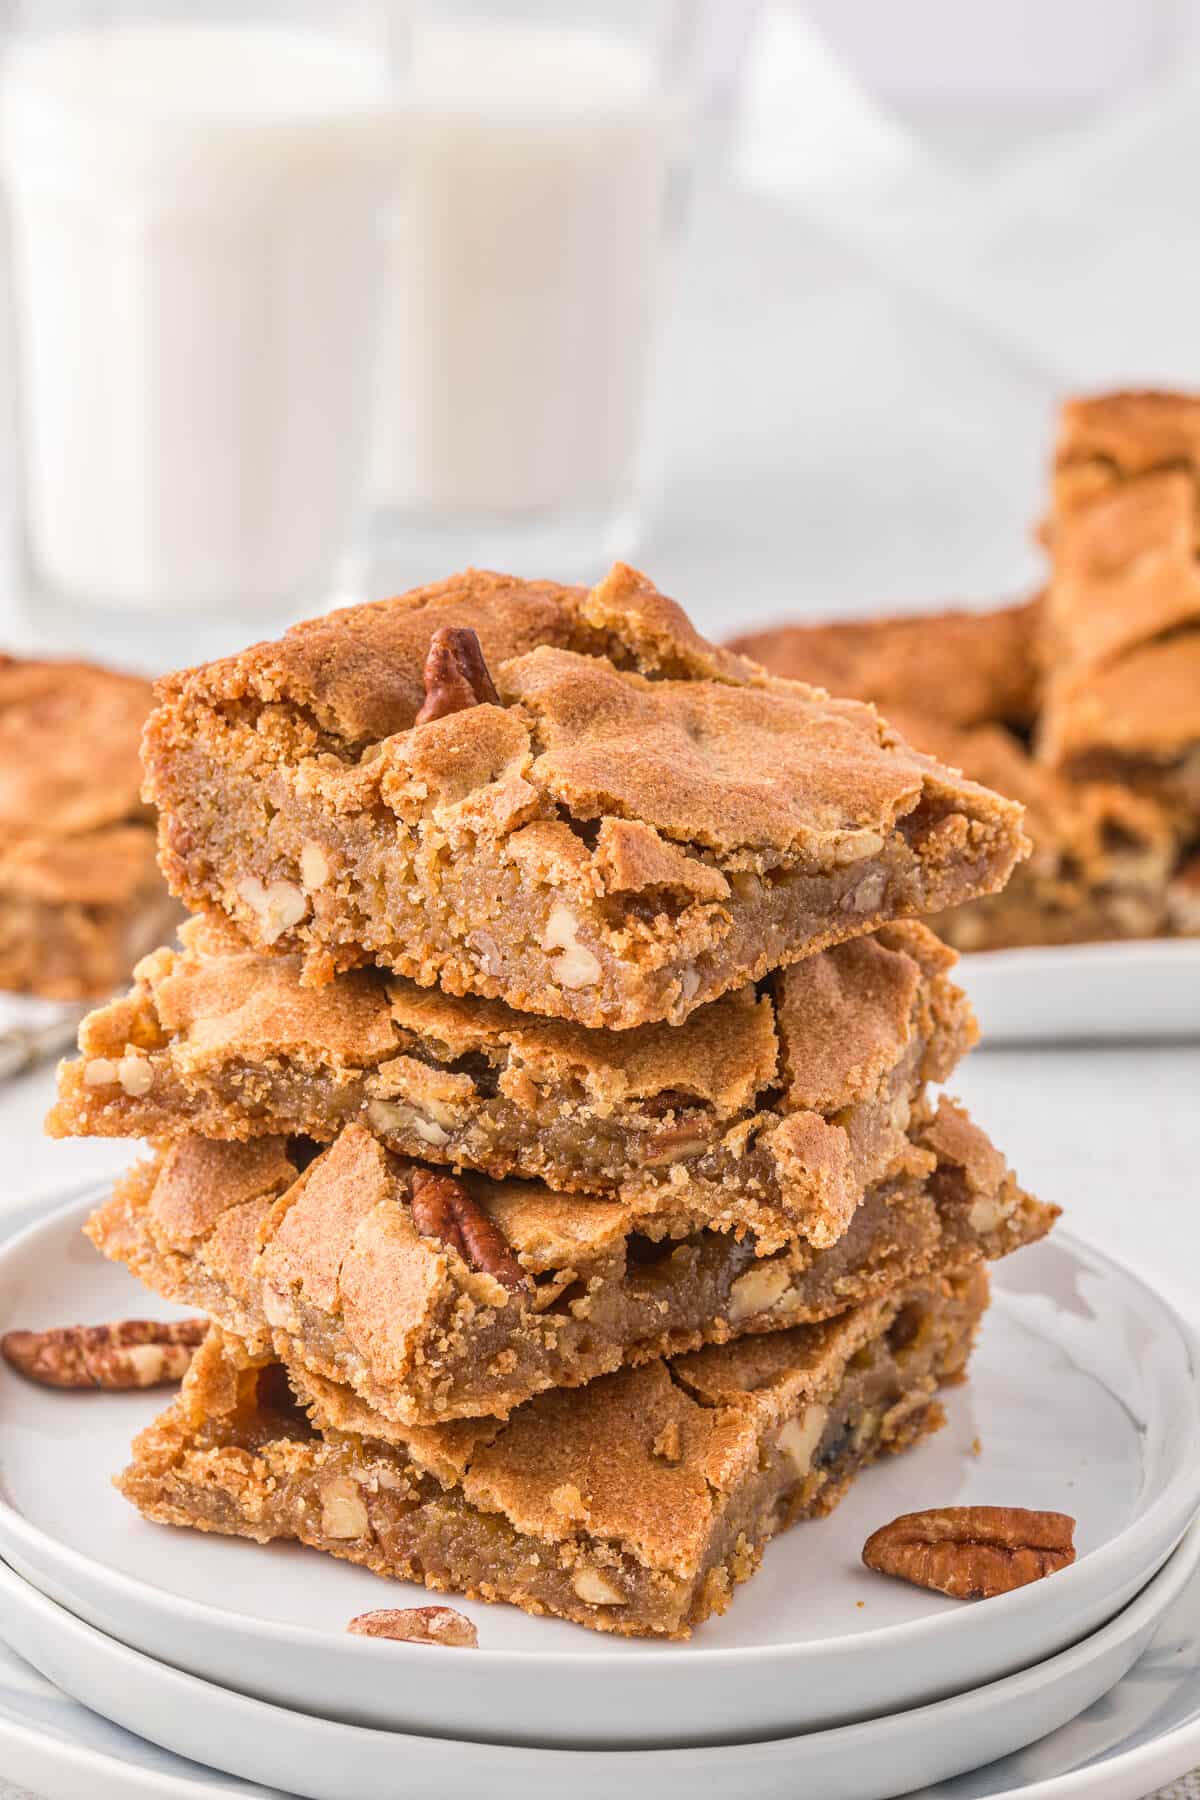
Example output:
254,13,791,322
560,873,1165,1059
50,924,977,1252
85,1100,1054,1426
825,706,1185,953
117,1270,986,1639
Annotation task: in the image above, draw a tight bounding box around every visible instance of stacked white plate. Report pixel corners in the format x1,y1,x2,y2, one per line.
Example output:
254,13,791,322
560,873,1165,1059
1,1188,1199,1800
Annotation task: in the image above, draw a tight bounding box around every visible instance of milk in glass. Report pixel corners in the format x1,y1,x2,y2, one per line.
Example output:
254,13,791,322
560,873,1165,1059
1,22,392,614
369,20,684,562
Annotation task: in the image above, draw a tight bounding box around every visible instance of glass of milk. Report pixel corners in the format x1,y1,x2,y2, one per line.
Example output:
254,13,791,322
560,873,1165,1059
368,0,704,579
0,4,396,618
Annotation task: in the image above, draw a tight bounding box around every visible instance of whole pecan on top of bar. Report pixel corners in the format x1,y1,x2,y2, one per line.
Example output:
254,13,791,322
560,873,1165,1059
863,1505,1076,1600
1,1318,207,1390
409,1168,531,1294
415,626,501,724
347,1605,479,1648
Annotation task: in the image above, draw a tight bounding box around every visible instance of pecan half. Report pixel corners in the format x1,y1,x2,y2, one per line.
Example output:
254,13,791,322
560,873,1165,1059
415,626,500,724
1,1318,207,1390
409,1168,531,1293
863,1505,1076,1600
347,1606,478,1648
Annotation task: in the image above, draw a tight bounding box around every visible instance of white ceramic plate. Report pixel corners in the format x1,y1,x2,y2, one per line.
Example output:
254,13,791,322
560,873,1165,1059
957,939,1200,1044
2,1529,1198,1800
0,1193,1197,1752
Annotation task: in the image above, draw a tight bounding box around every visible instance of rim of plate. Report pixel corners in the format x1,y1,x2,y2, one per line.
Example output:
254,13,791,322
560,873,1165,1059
0,1521,1197,1777
0,1189,1197,1672
958,937,1200,969
0,1713,263,1800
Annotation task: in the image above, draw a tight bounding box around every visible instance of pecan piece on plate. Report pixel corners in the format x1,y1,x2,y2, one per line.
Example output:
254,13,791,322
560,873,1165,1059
1,1318,207,1390
409,1168,531,1293
415,625,501,724
863,1505,1076,1599
347,1606,478,1648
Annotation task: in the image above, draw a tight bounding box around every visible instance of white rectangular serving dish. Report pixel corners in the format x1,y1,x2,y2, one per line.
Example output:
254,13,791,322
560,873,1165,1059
956,940,1200,1044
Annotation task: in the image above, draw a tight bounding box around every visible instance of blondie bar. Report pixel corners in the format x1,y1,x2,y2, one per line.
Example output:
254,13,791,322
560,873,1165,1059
0,655,176,998
1040,392,1200,821
729,598,1041,734
87,1099,1053,1424
143,565,1027,1028
119,1268,988,1638
53,918,974,1252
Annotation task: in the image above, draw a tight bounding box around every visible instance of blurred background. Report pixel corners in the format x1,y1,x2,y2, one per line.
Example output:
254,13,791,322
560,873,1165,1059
1,0,1199,665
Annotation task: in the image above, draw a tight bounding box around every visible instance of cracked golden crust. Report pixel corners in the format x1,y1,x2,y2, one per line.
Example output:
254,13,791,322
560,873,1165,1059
498,646,932,856
1042,638,1200,767
86,1101,1054,1427
728,600,1041,734
119,1268,988,1634
153,572,586,746
1040,392,1200,794
51,921,976,1248
144,565,1028,1027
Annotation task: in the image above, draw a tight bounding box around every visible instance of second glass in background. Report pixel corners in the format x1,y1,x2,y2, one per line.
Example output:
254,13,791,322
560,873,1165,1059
368,0,704,580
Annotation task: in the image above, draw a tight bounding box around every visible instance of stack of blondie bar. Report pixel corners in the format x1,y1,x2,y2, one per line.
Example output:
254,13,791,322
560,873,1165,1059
50,565,1057,1638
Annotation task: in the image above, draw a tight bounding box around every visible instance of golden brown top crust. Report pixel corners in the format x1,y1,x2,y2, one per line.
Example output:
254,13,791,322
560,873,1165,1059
385,974,776,1115
141,1135,298,1252
459,1359,757,1572
152,563,758,750
577,563,764,685
503,646,932,853
291,1358,502,1484
1056,390,1200,478
153,572,585,747
259,1123,633,1295
295,1285,959,1569
1042,635,1200,765
1048,466,1200,673
151,921,398,1071
0,655,152,840
727,600,1041,733
919,1096,1006,1199
0,655,163,923
148,564,1025,865
774,933,925,1114
1044,393,1200,761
